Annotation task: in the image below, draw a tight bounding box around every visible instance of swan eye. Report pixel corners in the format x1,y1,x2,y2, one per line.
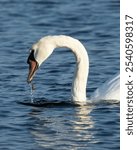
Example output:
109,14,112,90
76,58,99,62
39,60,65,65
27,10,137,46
27,50,35,64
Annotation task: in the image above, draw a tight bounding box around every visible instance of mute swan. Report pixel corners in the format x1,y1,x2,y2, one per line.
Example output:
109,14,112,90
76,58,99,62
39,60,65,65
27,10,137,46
27,35,119,103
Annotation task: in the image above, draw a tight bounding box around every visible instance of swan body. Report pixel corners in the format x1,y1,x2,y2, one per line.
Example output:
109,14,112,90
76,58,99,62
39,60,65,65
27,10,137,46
91,73,120,101
27,35,119,103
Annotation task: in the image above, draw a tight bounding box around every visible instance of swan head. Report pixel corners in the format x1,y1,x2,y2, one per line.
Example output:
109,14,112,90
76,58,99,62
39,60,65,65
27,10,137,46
27,39,55,83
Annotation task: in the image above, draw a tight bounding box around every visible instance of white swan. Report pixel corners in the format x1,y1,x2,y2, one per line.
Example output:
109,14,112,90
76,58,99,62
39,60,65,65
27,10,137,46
27,35,119,103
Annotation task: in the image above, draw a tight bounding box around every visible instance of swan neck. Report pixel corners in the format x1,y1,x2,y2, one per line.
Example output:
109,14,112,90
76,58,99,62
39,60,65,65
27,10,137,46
54,36,89,102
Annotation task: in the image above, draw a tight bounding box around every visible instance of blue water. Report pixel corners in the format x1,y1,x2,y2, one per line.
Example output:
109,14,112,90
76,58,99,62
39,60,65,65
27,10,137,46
0,0,119,149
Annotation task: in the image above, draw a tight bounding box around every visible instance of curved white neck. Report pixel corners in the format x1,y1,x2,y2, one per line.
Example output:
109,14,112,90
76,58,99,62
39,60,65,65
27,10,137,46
34,35,89,102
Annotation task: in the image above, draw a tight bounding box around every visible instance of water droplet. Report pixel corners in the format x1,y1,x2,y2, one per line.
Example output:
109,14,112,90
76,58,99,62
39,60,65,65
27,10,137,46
29,83,35,103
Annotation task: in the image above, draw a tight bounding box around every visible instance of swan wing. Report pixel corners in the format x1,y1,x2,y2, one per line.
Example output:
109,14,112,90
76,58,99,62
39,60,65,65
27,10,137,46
91,73,120,101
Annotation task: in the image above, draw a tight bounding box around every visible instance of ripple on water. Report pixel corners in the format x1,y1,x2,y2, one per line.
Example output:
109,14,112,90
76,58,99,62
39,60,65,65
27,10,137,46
0,0,119,149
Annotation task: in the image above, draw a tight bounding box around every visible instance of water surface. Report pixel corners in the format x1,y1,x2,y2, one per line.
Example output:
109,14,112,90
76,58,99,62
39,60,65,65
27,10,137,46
0,0,119,149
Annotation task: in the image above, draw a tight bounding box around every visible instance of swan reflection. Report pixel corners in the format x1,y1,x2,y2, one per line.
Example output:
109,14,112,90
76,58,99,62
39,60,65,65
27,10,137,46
28,105,96,149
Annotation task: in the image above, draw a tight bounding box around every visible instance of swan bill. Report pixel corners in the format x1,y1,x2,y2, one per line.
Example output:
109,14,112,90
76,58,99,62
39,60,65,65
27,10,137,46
27,51,38,83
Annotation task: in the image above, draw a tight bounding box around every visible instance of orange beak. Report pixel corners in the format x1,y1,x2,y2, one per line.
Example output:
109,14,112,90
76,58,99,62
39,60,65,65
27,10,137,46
27,59,38,83
27,50,38,83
